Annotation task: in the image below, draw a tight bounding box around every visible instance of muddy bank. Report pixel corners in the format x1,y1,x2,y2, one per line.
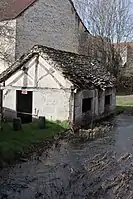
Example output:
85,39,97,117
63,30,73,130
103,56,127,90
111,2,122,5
1,113,133,198
0,118,113,169
0,129,67,169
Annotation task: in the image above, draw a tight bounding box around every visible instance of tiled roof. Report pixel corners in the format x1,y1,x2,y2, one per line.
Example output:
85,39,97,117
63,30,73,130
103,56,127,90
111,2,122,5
0,0,36,21
0,45,115,89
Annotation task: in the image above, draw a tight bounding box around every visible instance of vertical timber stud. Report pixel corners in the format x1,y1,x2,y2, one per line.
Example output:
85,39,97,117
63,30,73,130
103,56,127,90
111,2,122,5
35,55,39,87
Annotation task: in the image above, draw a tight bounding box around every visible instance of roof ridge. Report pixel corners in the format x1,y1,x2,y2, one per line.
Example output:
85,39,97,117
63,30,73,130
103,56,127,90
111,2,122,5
32,45,95,60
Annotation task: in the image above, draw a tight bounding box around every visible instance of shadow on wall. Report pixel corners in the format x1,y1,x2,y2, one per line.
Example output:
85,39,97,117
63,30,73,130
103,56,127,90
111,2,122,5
78,109,115,127
3,107,17,122
3,107,35,123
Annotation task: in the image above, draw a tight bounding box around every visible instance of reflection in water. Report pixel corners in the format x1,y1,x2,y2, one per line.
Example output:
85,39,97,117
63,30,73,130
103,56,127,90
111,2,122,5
1,114,133,198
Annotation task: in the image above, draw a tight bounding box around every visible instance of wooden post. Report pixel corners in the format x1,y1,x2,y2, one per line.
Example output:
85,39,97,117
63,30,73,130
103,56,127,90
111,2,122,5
13,118,22,131
35,55,39,88
38,116,46,129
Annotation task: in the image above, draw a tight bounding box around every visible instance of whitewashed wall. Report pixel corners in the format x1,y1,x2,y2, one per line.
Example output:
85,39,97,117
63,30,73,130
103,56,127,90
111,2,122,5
2,54,116,123
3,55,73,121
33,89,71,121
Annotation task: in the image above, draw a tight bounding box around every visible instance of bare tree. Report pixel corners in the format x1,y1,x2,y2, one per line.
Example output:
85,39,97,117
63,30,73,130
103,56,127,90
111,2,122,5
0,21,15,69
75,0,133,76
84,0,133,43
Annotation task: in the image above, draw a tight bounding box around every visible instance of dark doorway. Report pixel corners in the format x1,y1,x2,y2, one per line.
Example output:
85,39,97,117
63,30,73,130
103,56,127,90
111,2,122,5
82,98,92,113
16,90,33,124
105,95,111,106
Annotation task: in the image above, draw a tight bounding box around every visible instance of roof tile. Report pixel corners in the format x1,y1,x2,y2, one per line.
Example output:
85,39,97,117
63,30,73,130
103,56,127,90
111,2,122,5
0,45,115,89
0,0,36,21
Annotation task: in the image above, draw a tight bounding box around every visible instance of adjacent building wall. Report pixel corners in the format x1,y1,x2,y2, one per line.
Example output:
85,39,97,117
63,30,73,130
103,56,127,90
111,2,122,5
87,36,113,67
0,0,90,73
114,43,133,77
15,0,89,59
0,0,116,76
126,45,133,76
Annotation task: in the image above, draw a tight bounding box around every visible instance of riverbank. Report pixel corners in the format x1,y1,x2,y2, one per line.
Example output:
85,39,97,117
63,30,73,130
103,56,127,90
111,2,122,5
0,120,68,168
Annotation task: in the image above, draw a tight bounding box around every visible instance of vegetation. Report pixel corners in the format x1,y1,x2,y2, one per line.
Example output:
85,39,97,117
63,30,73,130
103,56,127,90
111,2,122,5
86,0,133,43
116,95,133,113
76,0,133,77
0,120,69,167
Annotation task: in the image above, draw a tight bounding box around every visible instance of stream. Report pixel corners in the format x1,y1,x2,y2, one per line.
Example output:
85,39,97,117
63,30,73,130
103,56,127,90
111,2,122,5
1,113,133,198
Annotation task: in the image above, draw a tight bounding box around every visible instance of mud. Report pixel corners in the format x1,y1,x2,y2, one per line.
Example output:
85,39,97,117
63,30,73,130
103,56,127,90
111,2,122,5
0,113,133,198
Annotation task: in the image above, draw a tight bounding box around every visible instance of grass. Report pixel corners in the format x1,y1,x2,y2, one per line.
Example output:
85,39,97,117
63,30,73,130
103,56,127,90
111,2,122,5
116,95,133,113
0,120,69,166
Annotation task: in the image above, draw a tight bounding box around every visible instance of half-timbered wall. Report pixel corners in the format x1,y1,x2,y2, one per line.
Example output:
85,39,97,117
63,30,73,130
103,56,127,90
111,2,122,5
2,54,116,123
3,55,73,121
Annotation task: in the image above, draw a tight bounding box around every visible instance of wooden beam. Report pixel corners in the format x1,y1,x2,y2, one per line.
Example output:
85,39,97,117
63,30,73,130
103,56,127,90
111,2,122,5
35,55,39,87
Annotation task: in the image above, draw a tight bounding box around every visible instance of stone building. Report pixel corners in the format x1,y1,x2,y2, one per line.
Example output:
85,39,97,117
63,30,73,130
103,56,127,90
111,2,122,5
113,42,133,94
0,45,116,125
0,0,115,74
0,0,90,73
114,42,133,77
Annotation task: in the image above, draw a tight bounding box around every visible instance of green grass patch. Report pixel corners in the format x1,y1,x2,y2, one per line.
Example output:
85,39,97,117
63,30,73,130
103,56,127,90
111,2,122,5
116,95,133,106
0,120,68,166
116,106,133,114
116,95,133,114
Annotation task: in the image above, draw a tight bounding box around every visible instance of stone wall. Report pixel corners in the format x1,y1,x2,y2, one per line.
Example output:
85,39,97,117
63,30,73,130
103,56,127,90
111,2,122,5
74,88,116,126
105,88,116,112
15,0,89,59
126,45,133,76
74,89,98,125
115,43,133,77
115,43,133,94
87,36,113,68
0,0,90,73
0,0,116,74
